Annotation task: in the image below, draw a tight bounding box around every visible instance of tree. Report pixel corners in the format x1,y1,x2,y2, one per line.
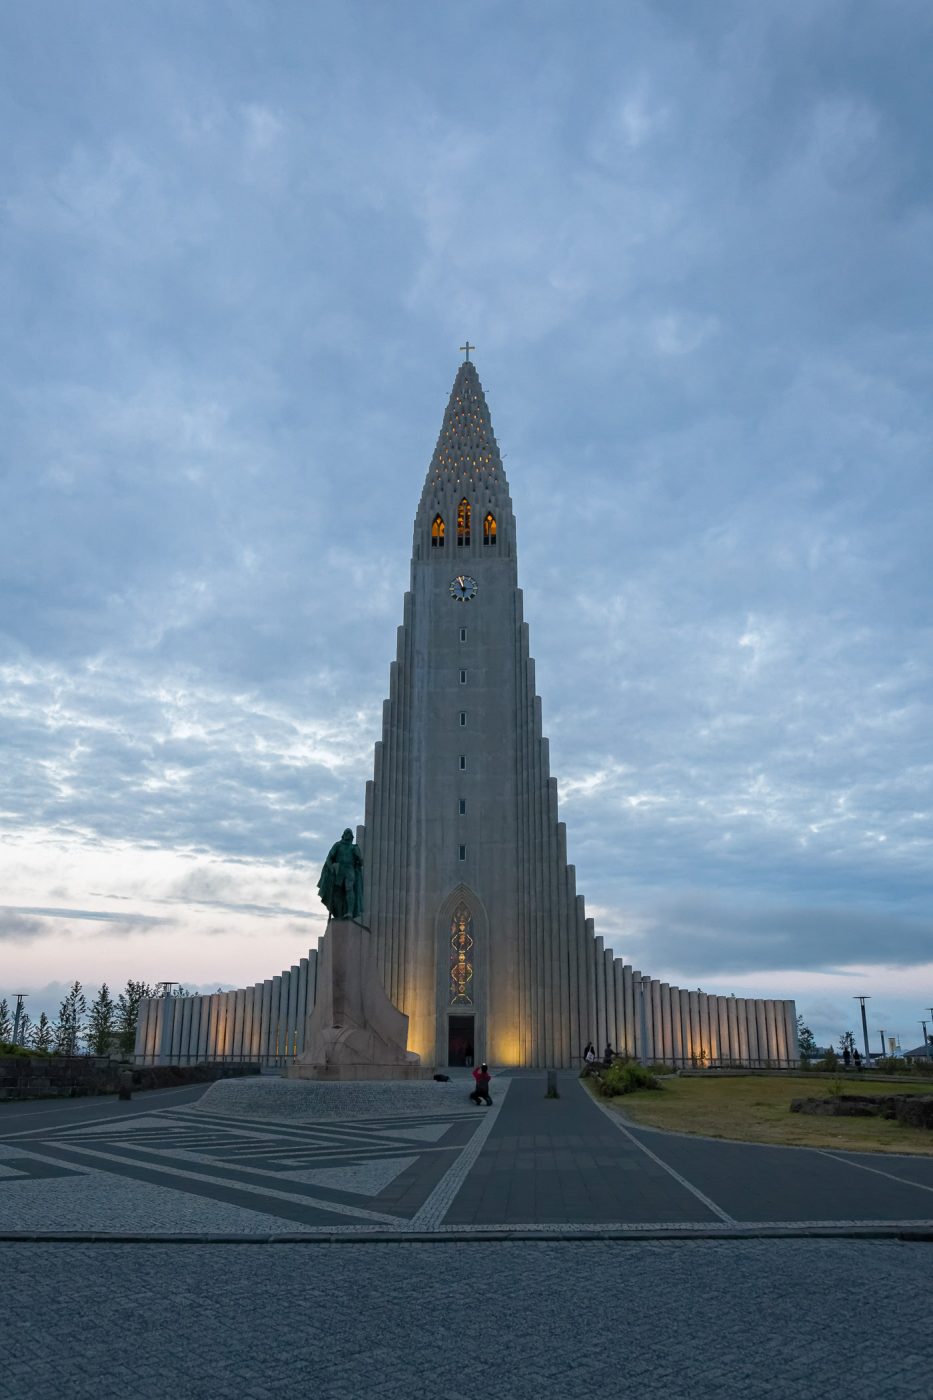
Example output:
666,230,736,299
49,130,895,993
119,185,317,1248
0,998,11,1043
86,984,116,1055
53,981,87,1055
31,1012,53,1052
16,1011,32,1047
115,979,153,1056
796,1016,817,1062
838,1029,857,1056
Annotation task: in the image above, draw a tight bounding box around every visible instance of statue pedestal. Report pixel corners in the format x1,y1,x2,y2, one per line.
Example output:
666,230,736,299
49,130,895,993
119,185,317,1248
288,919,427,1081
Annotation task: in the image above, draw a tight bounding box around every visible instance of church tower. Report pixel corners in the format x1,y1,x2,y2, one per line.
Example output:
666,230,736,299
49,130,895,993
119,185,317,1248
361,353,596,1068
134,354,799,1071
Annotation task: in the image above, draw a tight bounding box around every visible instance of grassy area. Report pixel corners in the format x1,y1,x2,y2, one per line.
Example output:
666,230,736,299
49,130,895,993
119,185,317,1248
592,1074,933,1155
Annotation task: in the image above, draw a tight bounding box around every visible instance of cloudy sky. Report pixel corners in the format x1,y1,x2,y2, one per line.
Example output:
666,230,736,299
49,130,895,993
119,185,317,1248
1,0,931,1050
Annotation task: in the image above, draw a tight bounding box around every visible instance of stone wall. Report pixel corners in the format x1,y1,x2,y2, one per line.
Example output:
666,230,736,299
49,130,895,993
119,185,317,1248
0,1054,260,1101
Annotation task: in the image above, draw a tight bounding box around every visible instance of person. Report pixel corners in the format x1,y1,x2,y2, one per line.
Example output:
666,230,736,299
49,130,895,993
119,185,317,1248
464,1041,474,1068
842,1046,851,1069
470,1062,492,1106
603,1042,614,1066
583,1042,596,1065
853,1048,862,1071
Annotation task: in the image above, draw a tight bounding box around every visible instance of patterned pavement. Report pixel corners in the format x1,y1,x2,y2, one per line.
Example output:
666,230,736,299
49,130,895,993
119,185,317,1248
2,1077,933,1398
2,1073,933,1238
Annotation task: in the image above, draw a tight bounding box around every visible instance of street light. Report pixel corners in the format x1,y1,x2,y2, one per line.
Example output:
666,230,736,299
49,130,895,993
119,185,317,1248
854,995,871,1061
879,1029,886,1058
922,1019,932,1061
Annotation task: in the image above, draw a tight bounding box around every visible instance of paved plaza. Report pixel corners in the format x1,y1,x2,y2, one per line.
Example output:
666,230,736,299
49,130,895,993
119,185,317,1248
1,1074,932,1397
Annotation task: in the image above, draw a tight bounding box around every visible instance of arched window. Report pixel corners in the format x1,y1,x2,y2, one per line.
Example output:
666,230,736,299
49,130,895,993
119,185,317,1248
431,515,445,548
483,512,497,546
457,498,471,546
449,903,474,1006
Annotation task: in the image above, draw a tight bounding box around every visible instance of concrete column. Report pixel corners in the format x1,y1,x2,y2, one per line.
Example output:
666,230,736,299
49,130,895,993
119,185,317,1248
639,977,651,1063
622,964,635,1057
698,993,711,1065
286,964,300,1059
726,997,739,1065
670,986,683,1067
783,1001,799,1065
182,996,197,1064
649,980,661,1063
660,984,673,1064
585,917,598,1059
755,1000,769,1068
258,979,272,1060
566,868,582,1068
135,999,151,1061
688,991,701,1065
678,989,690,1064
276,971,290,1060
717,998,730,1066
296,959,309,1054
594,935,606,1055
158,997,174,1066
604,948,617,1056
613,959,625,1054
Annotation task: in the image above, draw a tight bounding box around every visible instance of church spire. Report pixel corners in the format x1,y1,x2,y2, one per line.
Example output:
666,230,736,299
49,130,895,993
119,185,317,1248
414,359,515,562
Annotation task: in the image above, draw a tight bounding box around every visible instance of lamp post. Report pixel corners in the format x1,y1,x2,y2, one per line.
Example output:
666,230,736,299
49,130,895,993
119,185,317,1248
854,995,871,1061
928,1010,933,1060
879,1029,886,1058
922,1019,932,1061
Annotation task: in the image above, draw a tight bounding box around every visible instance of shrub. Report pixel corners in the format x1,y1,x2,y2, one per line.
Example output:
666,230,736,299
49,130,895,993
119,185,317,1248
595,1060,662,1096
821,1048,839,1071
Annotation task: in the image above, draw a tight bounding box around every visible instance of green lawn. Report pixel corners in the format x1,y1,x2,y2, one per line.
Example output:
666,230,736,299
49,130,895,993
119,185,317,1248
592,1074,933,1155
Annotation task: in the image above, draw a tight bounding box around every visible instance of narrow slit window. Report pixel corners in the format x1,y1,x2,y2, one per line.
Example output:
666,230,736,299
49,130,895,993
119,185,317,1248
459,798,466,815
459,669,466,684
431,515,445,547
459,755,466,770
459,844,466,861
457,498,471,546
459,628,467,643
459,711,466,726
483,512,497,546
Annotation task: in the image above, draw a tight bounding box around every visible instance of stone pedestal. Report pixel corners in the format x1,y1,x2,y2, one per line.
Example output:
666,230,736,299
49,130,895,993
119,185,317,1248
289,919,426,1081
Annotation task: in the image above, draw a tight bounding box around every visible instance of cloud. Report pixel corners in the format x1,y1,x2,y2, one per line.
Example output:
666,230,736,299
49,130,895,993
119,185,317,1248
0,0,930,1051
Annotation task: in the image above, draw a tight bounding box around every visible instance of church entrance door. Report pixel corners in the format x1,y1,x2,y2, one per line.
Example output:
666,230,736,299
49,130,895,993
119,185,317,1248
447,1014,475,1067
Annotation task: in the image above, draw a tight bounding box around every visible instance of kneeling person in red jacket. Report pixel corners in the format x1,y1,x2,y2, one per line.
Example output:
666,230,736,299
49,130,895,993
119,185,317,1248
470,1063,492,1105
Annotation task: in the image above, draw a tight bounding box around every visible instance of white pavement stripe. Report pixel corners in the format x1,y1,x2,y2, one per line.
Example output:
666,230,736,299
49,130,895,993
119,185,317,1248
41,1140,406,1225
410,1081,512,1229
816,1150,933,1195
587,1083,735,1224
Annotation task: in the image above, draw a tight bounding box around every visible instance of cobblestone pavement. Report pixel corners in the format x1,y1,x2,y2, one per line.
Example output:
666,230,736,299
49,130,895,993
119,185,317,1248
2,1074,933,1237
1,1237,931,1399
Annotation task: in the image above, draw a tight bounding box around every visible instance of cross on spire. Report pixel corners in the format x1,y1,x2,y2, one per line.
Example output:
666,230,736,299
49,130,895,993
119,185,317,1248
460,341,475,361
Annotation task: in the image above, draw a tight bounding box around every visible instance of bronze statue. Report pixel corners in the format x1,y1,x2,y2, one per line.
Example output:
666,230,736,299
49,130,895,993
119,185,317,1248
317,828,364,921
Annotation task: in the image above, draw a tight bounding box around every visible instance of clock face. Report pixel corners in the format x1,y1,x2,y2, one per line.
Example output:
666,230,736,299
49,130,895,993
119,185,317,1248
449,575,478,603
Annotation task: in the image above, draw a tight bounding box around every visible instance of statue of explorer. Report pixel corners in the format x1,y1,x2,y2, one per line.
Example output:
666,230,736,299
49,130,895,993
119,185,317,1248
317,828,364,922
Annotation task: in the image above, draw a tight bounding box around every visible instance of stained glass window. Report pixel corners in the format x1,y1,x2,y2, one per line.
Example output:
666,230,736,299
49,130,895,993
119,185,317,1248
449,904,474,1006
483,512,496,545
432,515,445,547
457,498,471,546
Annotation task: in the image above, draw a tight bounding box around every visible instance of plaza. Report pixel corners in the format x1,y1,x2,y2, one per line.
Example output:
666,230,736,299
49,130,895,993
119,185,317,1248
1,1074,931,1397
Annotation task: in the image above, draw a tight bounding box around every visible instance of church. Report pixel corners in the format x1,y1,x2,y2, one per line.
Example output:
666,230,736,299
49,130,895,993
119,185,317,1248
136,356,799,1070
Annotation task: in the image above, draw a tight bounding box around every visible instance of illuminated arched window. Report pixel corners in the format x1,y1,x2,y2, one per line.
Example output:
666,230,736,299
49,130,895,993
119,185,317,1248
483,512,497,546
449,904,474,1006
431,515,445,548
457,498,471,546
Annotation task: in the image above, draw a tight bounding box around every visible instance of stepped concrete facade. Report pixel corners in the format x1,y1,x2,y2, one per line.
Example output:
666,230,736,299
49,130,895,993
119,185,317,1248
136,358,798,1070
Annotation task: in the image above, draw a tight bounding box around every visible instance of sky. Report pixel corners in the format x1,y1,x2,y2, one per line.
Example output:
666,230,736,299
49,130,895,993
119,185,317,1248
1,0,931,1052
